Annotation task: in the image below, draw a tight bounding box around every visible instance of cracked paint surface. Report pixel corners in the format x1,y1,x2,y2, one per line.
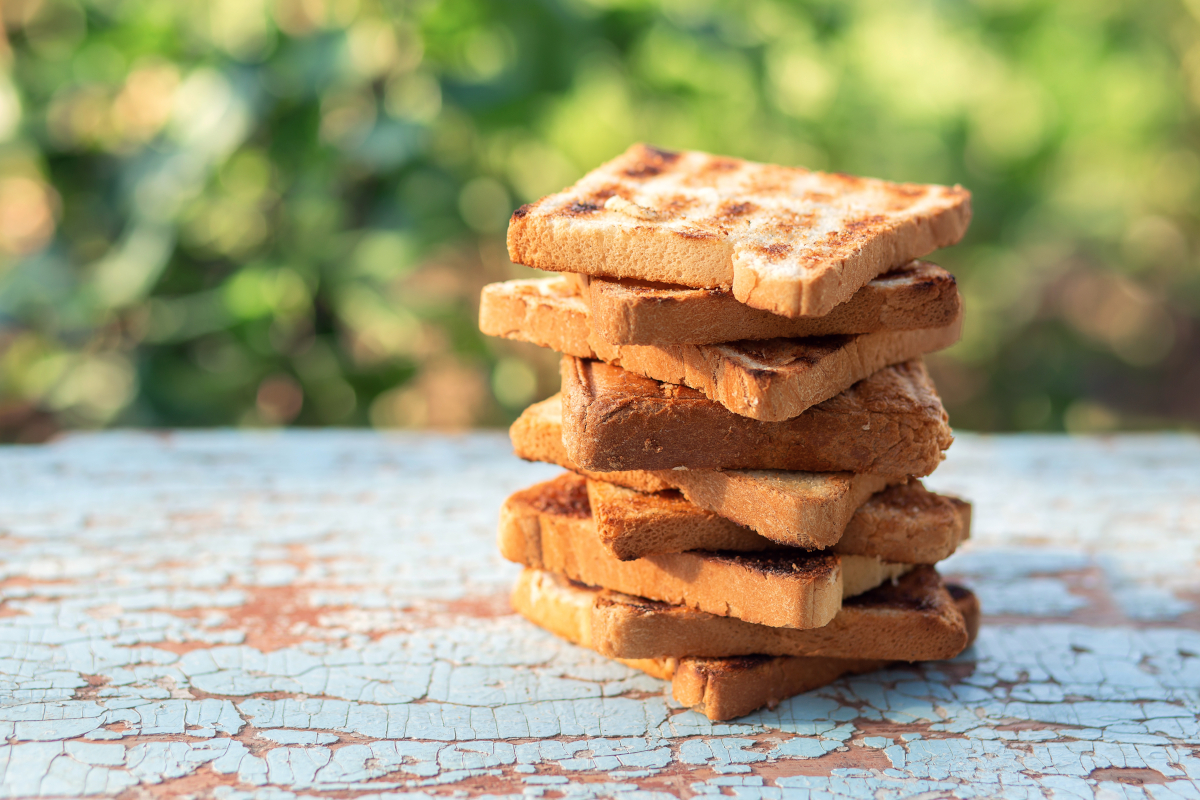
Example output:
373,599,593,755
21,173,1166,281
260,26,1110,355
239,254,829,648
0,431,1197,799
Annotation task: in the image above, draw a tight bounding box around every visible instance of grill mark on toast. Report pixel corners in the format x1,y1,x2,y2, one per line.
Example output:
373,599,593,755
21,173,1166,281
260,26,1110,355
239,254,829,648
719,201,755,218
505,144,972,318
585,185,620,204
755,242,791,261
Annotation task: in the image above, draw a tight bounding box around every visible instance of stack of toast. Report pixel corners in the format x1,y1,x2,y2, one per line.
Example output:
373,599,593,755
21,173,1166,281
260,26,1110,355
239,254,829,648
479,144,980,721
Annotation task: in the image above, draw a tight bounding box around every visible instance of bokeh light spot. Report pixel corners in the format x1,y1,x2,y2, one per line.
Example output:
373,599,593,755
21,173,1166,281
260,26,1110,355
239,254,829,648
256,374,304,424
492,357,537,410
458,177,512,233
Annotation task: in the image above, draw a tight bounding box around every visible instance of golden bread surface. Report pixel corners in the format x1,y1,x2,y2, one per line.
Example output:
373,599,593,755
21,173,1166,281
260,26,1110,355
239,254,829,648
507,144,971,317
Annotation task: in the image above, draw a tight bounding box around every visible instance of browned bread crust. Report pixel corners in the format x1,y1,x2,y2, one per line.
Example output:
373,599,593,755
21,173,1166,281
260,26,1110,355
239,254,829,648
588,478,971,564
562,357,952,476
480,276,594,356
509,393,673,493
512,569,980,720
948,583,982,647
839,483,972,564
510,394,905,549
590,565,967,660
499,473,910,629
506,144,971,318
677,582,981,719
670,655,887,721
587,260,962,345
481,274,961,420
478,276,594,359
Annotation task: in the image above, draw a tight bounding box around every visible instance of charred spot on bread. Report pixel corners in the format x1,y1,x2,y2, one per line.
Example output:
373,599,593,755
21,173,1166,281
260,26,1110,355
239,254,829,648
528,475,592,518
624,145,682,179
846,214,887,230
687,655,773,676
946,584,971,602
596,591,675,614
719,201,755,218
822,215,889,246
731,335,853,369
588,185,619,203
755,242,791,260
565,201,602,215
701,550,840,579
641,144,681,161
511,203,533,219
564,576,599,591
846,566,942,611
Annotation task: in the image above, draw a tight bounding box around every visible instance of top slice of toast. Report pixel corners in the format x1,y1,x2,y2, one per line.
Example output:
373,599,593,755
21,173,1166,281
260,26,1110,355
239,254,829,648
507,144,971,318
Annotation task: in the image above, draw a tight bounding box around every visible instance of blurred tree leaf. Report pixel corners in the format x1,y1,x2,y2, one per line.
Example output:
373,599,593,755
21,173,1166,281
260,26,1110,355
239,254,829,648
0,0,1197,440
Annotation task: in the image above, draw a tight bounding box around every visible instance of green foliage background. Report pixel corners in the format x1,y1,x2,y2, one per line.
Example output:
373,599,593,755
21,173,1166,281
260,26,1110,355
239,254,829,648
0,0,1197,439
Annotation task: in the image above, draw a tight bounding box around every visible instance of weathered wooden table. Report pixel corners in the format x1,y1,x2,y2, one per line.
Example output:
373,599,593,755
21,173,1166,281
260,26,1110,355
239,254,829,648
0,432,1197,799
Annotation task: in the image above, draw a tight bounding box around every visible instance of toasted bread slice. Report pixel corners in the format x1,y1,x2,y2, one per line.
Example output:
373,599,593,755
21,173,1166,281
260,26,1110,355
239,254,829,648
480,276,593,356
672,586,981,720
478,276,594,359
669,654,889,722
482,275,961,420
586,260,962,345
512,397,903,548
561,357,952,476
512,394,903,548
587,479,971,563
515,565,966,661
506,144,971,318
512,568,981,720
590,565,968,660
500,473,911,629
